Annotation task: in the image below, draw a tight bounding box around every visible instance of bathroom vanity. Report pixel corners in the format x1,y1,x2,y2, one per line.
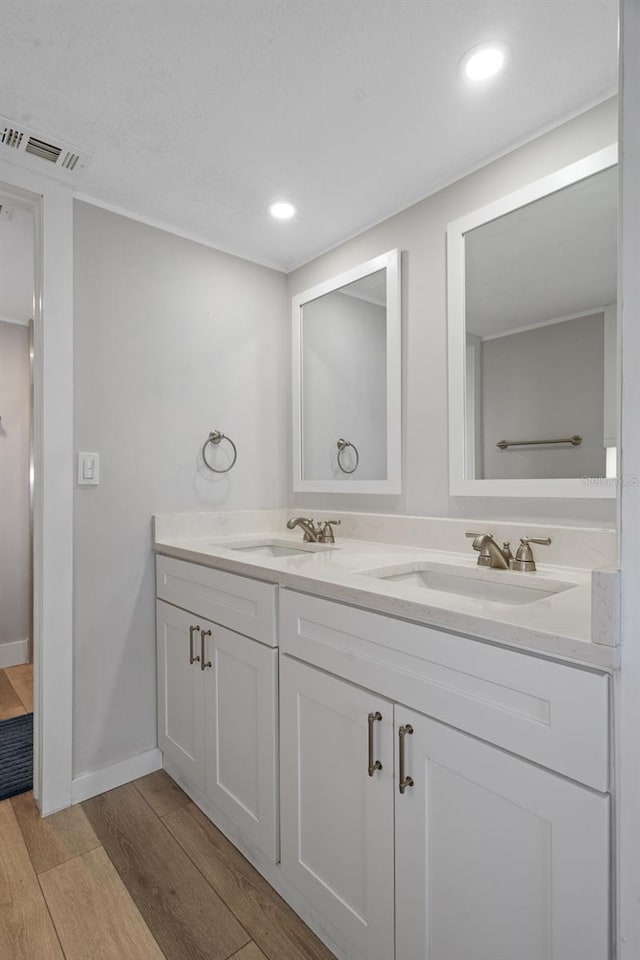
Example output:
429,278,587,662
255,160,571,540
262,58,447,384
154,510,616,960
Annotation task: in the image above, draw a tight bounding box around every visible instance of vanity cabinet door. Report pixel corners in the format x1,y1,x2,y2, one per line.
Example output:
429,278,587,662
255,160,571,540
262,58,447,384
280,656,395,960
395,705,610,960
203,624,278,861
156,600,205,789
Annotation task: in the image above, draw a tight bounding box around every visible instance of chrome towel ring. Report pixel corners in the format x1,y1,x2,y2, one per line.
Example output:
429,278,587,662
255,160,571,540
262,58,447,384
202,430,238,473
336,438,359,474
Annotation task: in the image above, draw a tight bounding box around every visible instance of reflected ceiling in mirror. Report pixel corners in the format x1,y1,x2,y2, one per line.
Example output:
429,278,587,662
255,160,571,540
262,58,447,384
447,145,618,499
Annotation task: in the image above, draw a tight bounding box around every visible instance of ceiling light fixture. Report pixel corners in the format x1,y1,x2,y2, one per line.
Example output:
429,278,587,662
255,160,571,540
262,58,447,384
269,201,296,220
461,42,508,82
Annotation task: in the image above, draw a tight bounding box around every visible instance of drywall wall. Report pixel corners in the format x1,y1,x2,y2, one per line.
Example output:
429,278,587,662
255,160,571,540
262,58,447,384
480,314,606,480
0,321,31,664
73,202,288,777
302,290,387,481
287,97,618,523
0,206,33,324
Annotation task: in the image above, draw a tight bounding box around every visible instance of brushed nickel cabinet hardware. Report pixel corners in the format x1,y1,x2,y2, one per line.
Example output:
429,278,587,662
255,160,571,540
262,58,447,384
367,711,383,776
200,629,212,670
399,723,414,794
189,624,201,665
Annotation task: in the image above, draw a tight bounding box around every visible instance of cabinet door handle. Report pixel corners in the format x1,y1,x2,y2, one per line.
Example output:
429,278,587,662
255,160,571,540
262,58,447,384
398,724,414,794
200,629,212,671
367,711,383,776
189,625,201,665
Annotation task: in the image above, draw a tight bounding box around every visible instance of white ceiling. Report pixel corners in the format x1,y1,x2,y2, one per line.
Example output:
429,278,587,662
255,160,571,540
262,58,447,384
0,1,618,272
466,164,617,338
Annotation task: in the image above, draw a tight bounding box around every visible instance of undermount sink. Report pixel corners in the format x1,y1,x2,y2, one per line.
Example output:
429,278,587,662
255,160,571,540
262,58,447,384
360,562,575,606
224,539,335,558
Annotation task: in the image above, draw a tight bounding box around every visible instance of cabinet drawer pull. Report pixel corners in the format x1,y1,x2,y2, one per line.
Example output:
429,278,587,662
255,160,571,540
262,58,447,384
367,711,383,776
200,629,212,670
189,625,201,665
399,724,414,794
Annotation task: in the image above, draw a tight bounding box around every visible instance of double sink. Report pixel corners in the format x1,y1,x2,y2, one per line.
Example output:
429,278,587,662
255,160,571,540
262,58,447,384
225,539,574,607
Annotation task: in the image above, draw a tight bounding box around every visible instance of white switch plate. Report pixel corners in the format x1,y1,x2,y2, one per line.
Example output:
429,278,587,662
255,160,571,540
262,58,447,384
77,451,100,485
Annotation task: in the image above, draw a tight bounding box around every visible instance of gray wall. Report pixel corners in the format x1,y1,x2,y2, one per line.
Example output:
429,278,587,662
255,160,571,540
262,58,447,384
73,202,288,777
480,314,606,480
0,321,31,655
287,97,618,524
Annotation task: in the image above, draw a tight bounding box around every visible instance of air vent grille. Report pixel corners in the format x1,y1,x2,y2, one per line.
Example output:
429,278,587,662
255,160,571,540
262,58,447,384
2,126,23,148
0,115,91,182
25,136,62,163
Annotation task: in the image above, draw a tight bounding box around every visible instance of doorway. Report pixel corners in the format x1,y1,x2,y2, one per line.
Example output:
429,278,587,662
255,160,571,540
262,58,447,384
0,194,34,798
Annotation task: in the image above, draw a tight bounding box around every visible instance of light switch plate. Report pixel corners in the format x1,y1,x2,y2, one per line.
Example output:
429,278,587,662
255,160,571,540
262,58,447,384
77,451,100,485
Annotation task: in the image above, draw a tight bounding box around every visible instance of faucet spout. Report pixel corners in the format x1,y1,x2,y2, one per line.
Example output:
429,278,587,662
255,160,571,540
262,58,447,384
286,516,320,542
466,532,512,569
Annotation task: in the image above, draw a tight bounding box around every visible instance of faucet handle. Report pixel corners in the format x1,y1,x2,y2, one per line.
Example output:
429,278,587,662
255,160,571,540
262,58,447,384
510,536,551,572
318,519,341,543
465,531,486,538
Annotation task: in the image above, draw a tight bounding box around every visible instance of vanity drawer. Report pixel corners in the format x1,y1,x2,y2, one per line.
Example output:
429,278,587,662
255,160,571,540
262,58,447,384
280,590,610,791
156,555,276,645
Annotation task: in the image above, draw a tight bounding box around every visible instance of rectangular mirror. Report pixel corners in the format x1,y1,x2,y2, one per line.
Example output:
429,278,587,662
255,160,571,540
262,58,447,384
447,144,617,498
292,249,401,493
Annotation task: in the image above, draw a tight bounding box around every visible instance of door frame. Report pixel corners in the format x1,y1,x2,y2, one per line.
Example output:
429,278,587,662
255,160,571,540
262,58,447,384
0,158,74,815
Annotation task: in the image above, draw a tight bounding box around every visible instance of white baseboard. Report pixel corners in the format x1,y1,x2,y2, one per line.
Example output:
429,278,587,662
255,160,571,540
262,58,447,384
0,638,29,668
71,747,162,804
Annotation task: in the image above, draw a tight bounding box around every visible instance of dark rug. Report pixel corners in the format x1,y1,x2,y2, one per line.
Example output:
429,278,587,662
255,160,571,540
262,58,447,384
0,713,33,801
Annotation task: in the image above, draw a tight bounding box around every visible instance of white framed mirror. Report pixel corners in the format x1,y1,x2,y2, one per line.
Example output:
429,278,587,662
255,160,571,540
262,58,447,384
292,249,401,494
447,144,618,499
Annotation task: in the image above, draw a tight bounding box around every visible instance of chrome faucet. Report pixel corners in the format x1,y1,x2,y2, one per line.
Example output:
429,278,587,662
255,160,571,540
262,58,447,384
286,516,341,543
466,532,513,570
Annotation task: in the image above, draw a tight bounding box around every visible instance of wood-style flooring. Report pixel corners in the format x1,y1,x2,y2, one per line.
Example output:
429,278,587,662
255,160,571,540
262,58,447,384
0,769,336,960
0,663,33,718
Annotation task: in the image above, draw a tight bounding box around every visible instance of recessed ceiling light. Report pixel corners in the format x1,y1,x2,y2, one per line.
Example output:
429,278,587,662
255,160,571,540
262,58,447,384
461,42,508,82
269,201,296,220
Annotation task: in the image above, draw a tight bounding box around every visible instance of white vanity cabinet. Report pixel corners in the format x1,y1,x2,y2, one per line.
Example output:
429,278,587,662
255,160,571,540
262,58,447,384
279,655,396,960
279,589,611,960
156,557,278,861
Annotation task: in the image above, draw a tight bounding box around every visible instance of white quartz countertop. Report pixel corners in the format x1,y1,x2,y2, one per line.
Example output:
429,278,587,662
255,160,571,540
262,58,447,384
154,529,617,670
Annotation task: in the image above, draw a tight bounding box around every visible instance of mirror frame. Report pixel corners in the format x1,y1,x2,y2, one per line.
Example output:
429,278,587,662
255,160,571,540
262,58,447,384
447,143,618,499
292,248,401,494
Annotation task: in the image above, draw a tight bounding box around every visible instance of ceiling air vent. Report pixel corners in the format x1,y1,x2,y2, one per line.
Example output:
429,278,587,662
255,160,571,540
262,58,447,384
0,115,91,183
25,136,62,163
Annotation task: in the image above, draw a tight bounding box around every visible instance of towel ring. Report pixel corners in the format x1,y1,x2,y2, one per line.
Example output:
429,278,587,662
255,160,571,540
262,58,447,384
202,430,238,473
336,438,359,474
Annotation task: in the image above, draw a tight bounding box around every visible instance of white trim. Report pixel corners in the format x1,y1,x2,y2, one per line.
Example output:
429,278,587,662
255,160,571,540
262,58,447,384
292,249,402,495
447,143,618,500
0,157,74,816
71,748,162,804
617,2,640,955
0,314,31,327
0,639,29,668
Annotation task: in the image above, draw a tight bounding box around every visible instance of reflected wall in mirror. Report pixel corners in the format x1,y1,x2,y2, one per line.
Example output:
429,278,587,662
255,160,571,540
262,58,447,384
292,249,401,493
447,144,618,498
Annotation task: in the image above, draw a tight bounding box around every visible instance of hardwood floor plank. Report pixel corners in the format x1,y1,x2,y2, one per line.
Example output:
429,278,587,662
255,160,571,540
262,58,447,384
230,943,270,960
83,783,249,960
163,802,336,960
11,790,100,874
40,846,165,960
0,670,26,721
0,799,64,960
135,768,190,817
4,664,33,714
